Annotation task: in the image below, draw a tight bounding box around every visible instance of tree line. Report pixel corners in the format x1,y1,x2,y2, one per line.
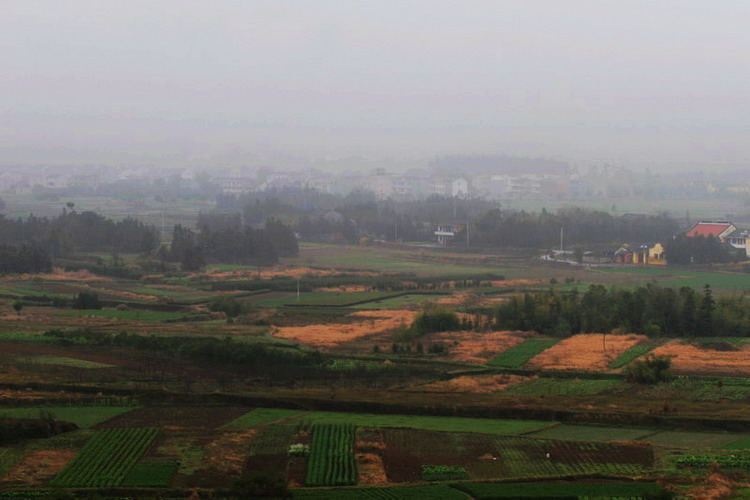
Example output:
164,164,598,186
494,283,750,337
163,215,298,270
0,210,158,256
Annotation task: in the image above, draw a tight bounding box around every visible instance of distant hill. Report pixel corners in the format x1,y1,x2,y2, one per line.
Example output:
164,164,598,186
430,155,574,176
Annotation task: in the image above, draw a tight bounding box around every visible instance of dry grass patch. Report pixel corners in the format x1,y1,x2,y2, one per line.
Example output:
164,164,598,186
200,429,257,477
527,333,646,371
652,341,750,376
2,268,110,282
272,310,417,349
418,374,533,393
421,331,529,364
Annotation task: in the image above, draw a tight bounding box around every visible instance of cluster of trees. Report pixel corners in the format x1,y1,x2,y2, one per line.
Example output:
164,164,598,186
0,244,52,274
468,208,678,249
665,234,739,264
164,216,298,270
495,283,748,337
0,211,158,256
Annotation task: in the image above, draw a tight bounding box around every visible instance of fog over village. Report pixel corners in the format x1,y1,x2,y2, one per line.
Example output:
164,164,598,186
3,2,750,500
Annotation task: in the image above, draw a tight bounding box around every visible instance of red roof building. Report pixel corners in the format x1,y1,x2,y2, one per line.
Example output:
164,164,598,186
684,221,736,241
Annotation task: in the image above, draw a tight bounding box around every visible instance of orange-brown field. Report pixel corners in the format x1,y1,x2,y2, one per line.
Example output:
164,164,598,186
416,373,533,393
189,266,379,281
271,310,418,349
526,333,647,371
421,330,530,364
652,341,750,376
1,449,77,486
2,268,110,282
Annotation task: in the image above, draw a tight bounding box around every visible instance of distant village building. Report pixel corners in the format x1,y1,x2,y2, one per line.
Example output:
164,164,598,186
614,243,666,265
684,221,736,241
434,222,465,246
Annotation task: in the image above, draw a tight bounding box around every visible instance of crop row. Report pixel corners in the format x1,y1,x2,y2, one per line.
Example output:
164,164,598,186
421,465,468,481
292,485,467,499
675,453,750,469
305,424,357,487
487,338,558,368
51,427,158,487
120,457,178,487
455,481,666,499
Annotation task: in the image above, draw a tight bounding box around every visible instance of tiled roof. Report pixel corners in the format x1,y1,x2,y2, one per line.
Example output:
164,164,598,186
685,222,733,238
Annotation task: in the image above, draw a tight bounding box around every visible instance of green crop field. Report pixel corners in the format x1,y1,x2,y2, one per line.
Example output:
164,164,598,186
0,407,136,428
58,309,189,322
0,331,73,344
645,430,747,449
226,408,549,435
120,457,178,487
51,427,159,487
351,294,445,309
527,424,655,442
609,344,654,369
502,377,621,396
454,481,666,499
305,424,357,486
220,408,305,430
487,338,559,368
16,355,114,369
292,485,468,499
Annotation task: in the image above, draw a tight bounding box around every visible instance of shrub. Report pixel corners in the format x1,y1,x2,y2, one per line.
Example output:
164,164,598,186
411,307,461,335
625,354,673,384
71,291,101,310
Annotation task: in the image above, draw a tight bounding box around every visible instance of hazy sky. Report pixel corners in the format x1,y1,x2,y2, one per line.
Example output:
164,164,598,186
2,1,750,170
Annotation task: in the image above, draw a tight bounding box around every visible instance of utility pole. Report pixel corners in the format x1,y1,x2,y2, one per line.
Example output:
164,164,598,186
394,218,398,241
297,277,300,302
560,227,564,252
466,220,470,248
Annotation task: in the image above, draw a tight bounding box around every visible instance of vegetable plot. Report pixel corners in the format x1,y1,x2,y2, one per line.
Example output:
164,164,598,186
51,427,158,487
305,424,357,486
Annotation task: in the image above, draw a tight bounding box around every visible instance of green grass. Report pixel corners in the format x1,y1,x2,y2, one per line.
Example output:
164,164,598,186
609,344,654,369
0,447,26,480
527,424,655,442
16,355,114,369
57,309,189,321
292,485,468,499
220,408,306,430
454,481,666,499
0,331,75,344
723,437,750,450
487,339,559,368
226,408,549,435
502,377,621,396
0,407,136,428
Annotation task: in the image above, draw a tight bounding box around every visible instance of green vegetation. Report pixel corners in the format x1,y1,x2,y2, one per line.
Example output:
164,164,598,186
292,485,468,499
454,481,666,499
625,355,673,384
410,307,461,335
221,408,305,430
16,355,114,369
675,453,750,470
0,406,136,428
305,424,357,486
487,338,558,368
421,465,468,481
352,294,445,309
120,457,178,487
724,437,750,450
503,377,621,396
58,308,188,321
645,431,744,449
51,427,159,487
609,344,654,369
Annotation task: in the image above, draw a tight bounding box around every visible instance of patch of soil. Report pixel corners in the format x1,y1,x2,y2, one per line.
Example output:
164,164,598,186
1,449,77,485
95,406,251,429
417,374,533,393
200,429,256,477
356,428,387,485
527,333,646,371
652,341,750,376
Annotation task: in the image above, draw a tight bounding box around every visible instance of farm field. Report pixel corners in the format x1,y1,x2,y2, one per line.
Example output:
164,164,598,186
6,237,750,497
0,407,136,428
226,408,550,436
486,338,559,368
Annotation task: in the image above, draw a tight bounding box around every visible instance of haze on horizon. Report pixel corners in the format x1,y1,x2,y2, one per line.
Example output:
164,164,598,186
2,1,750,172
